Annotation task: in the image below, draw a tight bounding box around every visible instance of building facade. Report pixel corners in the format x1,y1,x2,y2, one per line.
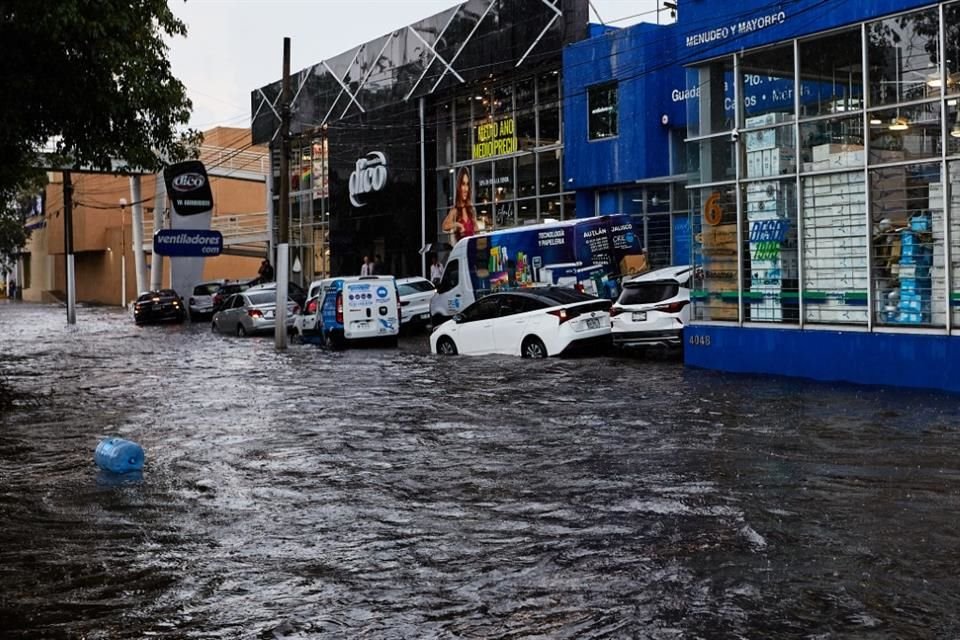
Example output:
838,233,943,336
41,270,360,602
563,0,960,393
21,127,267,306
251,0,589,283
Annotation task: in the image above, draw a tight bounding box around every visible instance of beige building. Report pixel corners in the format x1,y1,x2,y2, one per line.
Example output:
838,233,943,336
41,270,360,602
20,127,269,306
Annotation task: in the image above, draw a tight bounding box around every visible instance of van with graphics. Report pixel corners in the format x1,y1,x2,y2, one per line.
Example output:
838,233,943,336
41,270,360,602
430,214,644,323
312,275,400,348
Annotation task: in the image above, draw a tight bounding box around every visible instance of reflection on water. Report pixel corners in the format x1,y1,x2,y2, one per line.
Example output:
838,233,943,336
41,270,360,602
2,301,960,638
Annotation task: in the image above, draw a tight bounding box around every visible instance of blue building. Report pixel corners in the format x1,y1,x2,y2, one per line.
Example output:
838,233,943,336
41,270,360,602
563,0,960,393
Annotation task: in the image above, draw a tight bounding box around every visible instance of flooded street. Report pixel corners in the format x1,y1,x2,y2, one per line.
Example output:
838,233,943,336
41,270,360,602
2,299,960,639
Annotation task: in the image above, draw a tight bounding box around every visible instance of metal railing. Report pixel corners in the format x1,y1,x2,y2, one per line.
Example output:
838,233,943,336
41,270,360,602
142,210,270,247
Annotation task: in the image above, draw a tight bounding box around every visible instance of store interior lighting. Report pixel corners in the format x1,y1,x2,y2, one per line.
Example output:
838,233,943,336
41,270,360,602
951,111,960,138
888,116,910,131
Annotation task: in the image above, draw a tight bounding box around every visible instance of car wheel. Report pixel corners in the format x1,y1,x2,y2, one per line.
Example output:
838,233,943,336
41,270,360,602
236,324,247,337
435,336,458,355
521,336,547,359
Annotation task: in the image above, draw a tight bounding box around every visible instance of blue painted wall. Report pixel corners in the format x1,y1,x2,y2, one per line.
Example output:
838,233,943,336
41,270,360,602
684,326,960,395
563,22,685,196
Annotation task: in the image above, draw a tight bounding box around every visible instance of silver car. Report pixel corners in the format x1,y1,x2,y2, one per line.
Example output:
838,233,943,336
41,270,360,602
188,279,225,319
211,290,299,337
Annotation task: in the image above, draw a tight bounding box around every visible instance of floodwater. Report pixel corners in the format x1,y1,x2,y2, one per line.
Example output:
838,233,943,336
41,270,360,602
2,300,960,639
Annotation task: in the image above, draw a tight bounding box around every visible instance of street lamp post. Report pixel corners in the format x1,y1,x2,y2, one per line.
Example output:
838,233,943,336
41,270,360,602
119,198,127,308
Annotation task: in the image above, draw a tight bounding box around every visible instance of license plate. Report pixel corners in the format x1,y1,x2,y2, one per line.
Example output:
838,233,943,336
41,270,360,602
586,317,600,329
152,303,161,310
632,311,647,321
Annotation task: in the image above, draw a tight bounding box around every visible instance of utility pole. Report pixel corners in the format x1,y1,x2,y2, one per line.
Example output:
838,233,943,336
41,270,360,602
275,36,291,350
63,171,76,324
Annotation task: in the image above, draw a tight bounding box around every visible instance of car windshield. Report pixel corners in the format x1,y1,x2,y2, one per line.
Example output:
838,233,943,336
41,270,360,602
619,281,680,305
398,281,434,296
158,289,178,298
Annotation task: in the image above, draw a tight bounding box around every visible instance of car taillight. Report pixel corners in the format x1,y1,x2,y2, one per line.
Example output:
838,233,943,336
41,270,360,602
609,306,623,318
548,308,571,324
247,309,263,318
307,299,318,314
574,283,585,293
335,292,343,324
653,300,690,314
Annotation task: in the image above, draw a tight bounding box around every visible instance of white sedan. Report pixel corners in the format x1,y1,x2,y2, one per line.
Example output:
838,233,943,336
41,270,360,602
396,276,436,329
430,287,611,358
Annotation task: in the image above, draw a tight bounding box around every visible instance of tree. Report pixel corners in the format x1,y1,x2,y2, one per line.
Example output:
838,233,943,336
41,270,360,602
0,0,199,251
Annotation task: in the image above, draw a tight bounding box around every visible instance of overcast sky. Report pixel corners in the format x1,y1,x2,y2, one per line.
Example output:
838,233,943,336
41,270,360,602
167,0,669,132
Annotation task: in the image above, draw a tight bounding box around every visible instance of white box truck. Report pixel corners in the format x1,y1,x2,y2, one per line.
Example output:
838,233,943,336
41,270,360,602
430,214,644,322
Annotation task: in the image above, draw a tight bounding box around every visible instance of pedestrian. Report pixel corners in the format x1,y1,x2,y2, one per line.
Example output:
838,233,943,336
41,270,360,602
360,255,372,276
430,256,444,285
258,258,274,283
372,254,384,275
7,281,15,299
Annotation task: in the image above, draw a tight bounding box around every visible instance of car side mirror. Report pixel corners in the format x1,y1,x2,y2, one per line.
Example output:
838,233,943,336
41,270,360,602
453,313,464,323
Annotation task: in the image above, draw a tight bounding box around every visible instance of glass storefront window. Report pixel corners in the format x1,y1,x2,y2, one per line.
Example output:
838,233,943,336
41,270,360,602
694,135,736,183
539,196,561,222
538,150,560,195
456,124,471,163
517,109,536,151
516,153,536,199
473,162,493,205
798,29,863,118
538,71,559,105
588,83,618,140
800,171,868,325
493,84,513,118
516,76,535,110
945,2,960,97
598,189,618,215
686,62,734,137
646,214,672,270
799,116,863,168
744,121,795,178
517,198,537,225
948,101,960,156
870,162,944,327
494,157,514,202
948,160,960,327
867,102,942,163
562,192,575,220
741,44,795,122
690,186,739,322
437,102,452,166
867,7,941,106
744,178,798,324
539,104,560,147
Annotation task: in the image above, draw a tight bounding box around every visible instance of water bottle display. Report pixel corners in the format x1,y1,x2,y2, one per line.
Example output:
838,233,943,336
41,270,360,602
94,437,145,474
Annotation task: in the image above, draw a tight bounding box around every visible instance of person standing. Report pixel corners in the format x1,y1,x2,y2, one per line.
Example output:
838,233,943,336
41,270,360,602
430,256,444,285
360,255,372,276
372,254,384,275
258,258,274,283
442,167,478,245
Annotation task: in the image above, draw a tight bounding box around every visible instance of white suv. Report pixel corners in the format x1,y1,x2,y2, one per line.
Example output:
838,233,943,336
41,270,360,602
610,265,693,349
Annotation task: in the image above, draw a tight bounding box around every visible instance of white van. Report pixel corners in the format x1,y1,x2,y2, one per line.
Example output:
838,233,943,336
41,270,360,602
303,275,400,348
430,214,644,323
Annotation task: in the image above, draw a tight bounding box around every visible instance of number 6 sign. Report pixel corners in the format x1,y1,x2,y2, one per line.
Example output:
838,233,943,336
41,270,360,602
703,192,723,226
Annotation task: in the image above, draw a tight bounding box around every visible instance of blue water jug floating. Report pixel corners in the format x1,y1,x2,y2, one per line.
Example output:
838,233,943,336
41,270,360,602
95,437,145,474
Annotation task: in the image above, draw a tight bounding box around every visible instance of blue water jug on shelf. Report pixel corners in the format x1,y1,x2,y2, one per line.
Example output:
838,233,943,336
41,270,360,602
95,437,145,474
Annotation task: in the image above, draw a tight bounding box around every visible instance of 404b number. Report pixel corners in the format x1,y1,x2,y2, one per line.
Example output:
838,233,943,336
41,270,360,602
689,334,711,346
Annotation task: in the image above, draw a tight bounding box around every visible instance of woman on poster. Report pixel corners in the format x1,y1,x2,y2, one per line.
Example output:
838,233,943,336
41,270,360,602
442,167,478,245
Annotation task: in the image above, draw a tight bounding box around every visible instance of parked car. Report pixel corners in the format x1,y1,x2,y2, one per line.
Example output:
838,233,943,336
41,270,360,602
610,265,693,349
430,287,611,358
211,288,300,336
245,280,308,309
396,276,437,330
188,279,225,319
291,292,322,342
133,289,186,325
212,279,254,312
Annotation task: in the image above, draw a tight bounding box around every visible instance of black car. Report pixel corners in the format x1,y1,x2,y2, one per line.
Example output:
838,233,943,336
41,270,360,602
212,279,255,312
133,289,187,325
